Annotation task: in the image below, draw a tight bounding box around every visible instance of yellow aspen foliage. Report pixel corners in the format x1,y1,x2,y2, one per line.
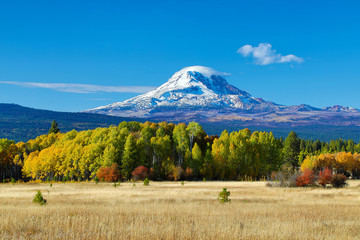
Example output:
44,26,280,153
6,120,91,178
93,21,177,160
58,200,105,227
314,153,336,170
300,155,317,171
335,152,356,172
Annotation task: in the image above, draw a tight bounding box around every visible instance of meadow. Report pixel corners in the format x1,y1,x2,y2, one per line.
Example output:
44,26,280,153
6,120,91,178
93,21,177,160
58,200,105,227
1,181,360,240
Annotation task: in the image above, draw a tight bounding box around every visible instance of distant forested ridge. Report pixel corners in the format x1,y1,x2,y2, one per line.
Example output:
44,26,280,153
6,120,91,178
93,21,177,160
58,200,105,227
1,120,360,182
0,103,139,142
2,103,360,142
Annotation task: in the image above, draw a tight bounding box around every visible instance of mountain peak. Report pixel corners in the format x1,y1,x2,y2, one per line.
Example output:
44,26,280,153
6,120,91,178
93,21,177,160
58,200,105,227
173,66,229,78
163,66,248,96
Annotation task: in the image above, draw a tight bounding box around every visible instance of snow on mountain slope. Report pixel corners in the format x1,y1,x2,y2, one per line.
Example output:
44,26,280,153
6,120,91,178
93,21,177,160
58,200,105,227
323,105,360,113
85,66,360,124
88,66,282,117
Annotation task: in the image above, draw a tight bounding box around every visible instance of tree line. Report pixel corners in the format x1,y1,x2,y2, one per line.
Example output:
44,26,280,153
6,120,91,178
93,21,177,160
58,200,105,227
1,120,360,181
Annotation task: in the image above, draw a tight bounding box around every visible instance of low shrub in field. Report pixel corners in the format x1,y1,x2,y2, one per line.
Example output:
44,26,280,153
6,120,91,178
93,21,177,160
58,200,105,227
269,167,348,188
33,191,47,206
269,169,299,187
296,168,316,187
218,188,231,203
94,176,100,184
143,177,150,186
318,168,333,187
330,174,347,188
96,164,120,182
131,166,149,180
270,171,277,181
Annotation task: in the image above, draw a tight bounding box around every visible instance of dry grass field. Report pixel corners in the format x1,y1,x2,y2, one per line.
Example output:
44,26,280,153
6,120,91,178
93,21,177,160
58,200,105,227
1,181,360,240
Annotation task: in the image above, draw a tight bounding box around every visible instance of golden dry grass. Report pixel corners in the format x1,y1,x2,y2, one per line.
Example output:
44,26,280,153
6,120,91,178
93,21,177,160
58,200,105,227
1,181,360,239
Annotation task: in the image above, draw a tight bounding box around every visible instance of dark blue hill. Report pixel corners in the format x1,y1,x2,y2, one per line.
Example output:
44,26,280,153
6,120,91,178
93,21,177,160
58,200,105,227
0,103,141,142
1,103,360,142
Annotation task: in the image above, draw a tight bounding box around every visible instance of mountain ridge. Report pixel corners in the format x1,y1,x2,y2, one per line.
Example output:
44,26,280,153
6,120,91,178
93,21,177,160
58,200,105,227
1,103,360,142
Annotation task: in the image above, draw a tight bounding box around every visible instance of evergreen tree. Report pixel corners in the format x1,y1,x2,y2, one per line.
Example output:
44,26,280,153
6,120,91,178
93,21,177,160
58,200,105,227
49,120,60,134
313,139,321,152
300,139,306,152
346,139,355,153
283,131,300,170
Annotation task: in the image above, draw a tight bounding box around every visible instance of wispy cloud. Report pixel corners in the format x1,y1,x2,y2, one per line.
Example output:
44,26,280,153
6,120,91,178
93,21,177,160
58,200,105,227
237,43,304,65
0,81,155,93
87,98,113,101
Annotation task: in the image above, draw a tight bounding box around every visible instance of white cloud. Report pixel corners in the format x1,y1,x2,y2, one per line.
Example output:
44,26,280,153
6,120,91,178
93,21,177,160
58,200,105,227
237,43,304,65
0,81,155,94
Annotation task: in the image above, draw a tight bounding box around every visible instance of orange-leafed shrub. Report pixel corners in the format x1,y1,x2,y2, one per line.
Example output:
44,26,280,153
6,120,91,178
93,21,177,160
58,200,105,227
184,167,193,180
318,168,332,187
170,166,184,181
96,164,120,182
131,165,149,180
296,168,316,187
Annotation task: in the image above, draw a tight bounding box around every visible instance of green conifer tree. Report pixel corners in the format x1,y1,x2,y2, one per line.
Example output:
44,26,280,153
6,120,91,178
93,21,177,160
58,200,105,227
283,131,300,170
48,120,60,134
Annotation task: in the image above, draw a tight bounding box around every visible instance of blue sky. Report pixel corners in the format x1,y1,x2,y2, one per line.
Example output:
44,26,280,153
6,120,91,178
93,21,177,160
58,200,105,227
0,0,359,112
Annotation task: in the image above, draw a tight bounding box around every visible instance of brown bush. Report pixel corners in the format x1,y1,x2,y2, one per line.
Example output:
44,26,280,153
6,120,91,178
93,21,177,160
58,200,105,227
270,171,277,181
330,174,347,188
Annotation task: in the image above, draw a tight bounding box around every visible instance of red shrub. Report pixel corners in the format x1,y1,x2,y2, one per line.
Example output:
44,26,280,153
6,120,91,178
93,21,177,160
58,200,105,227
131,165,149,180
96,164,120,182
296,168,316,187
318,168,332,187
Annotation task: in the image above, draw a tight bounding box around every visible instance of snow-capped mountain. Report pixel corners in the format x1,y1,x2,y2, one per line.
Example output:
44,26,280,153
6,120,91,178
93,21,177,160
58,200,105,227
87,66,282,116
86,66,360,126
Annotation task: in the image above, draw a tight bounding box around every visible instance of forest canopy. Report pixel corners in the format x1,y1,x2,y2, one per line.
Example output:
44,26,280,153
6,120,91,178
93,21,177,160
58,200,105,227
1,121,360,182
